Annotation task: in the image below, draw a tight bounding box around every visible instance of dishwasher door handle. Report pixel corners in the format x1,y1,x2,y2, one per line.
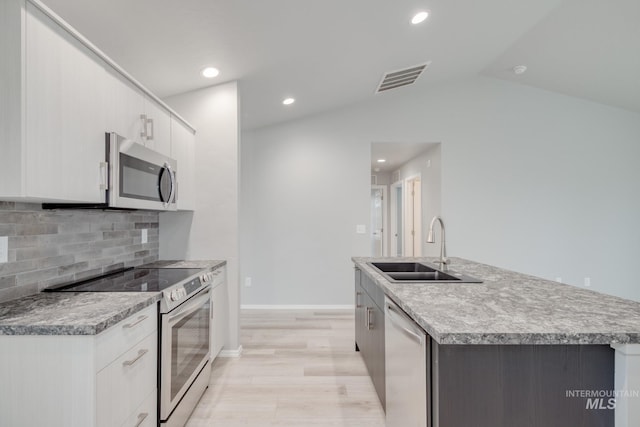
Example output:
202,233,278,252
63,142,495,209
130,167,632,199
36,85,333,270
386,303,424,345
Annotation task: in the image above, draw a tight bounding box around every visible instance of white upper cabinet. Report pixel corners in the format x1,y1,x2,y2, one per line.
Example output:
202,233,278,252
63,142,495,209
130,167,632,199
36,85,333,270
104,69,172,157
0,0,195,203
143,97,172,156
104,68,146,147
25,3,108,203
0,1,107,203
170,115,196,211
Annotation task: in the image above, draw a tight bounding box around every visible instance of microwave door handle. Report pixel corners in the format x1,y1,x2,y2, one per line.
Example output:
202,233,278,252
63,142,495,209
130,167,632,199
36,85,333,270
166,163,176,205
160,163,175,208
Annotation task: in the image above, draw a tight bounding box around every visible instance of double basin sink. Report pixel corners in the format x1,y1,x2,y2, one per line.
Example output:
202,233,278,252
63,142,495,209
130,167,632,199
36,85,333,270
368,261,482,283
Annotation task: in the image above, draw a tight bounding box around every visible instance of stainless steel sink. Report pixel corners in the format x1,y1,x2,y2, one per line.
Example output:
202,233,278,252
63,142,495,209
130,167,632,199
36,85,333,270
368,261,482,283
370,262,436,273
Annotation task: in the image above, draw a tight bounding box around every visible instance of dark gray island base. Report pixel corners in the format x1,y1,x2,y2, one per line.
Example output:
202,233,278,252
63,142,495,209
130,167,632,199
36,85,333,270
352,257,640,427
433,343,613,427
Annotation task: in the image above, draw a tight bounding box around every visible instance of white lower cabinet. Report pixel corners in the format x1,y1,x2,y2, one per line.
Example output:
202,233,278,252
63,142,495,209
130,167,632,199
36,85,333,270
97,332,157,427
210,267,228,360
0,304,158,427
121,389,157,427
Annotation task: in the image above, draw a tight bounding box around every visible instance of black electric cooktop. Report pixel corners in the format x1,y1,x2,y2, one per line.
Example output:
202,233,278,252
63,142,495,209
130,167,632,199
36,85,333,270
44,268,203,293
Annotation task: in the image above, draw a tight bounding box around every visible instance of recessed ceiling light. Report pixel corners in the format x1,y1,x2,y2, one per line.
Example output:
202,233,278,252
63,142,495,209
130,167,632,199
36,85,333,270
282,98,295,105
513,65,527,75
201,67,219,78
411,11,429,25
377,159,386,163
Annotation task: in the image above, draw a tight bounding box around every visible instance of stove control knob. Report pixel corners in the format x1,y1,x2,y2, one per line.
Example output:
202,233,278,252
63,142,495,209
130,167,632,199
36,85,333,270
169,289,179,301
180,289,187,298
207,272,214,281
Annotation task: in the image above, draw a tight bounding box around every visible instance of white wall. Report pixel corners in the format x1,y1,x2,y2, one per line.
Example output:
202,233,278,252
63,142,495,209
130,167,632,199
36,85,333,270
241,76,640,303
159,81,240,351
241,120,371,306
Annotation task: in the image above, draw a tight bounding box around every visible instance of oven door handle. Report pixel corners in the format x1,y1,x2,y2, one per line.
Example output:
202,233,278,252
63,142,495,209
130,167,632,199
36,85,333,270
167,287,211,324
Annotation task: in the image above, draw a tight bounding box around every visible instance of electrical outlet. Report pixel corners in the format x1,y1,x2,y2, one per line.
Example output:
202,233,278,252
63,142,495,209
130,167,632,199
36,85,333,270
356,224,366,234
0,236,7,263
584,277,591,287
245,277,252,288
141,229,148,244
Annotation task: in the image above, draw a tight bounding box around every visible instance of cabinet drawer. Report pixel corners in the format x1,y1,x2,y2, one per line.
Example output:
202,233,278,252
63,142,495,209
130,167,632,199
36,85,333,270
97,332,157,427
120,388,157,427
361,273,384,309
96,304,157,371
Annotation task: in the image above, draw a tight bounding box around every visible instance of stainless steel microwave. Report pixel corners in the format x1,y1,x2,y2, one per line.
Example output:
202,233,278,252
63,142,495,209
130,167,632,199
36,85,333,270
41,132,177,211
107,132,177,211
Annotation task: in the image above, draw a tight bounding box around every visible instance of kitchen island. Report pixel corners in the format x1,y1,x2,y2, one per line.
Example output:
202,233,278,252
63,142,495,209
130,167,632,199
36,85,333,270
353,257,640,427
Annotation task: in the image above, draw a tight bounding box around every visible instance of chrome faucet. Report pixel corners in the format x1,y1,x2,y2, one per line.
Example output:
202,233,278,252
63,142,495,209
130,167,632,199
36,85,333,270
427,216,448,271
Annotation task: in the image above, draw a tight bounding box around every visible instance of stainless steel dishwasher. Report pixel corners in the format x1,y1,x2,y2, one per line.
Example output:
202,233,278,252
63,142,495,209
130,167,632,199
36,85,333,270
385,297,430,427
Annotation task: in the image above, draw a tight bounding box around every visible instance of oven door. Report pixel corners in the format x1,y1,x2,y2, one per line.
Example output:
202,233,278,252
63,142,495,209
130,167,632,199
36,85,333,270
108,132,177,211
160,286,212,420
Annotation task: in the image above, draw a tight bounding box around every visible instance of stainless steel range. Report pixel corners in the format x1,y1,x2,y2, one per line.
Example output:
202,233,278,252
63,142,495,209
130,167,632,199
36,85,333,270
45,265,222,427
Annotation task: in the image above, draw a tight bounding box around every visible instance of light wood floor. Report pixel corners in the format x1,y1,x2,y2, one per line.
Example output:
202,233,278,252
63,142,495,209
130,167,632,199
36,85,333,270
186,309,385,427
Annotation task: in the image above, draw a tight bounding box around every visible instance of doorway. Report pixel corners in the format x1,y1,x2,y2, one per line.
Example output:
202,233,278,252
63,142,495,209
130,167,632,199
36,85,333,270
370,185,388,256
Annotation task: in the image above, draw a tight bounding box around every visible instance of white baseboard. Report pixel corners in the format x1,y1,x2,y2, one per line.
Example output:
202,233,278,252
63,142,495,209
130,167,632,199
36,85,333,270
219,345,243,358
240,304,354,310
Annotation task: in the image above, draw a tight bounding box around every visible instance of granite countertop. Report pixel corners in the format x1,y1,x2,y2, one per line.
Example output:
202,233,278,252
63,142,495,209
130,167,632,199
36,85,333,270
0,292,161,336
353,257,640,345
0,259,225,336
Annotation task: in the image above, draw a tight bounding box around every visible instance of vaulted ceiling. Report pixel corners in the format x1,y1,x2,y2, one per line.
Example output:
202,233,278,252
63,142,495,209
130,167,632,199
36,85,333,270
41,0,640,130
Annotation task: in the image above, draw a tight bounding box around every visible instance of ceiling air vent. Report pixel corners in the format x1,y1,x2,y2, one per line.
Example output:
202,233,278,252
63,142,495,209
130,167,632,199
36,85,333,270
376,62,431,93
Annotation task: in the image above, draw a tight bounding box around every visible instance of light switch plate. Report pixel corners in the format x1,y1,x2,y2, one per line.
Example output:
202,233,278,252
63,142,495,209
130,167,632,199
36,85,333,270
0,236,8,263
141,229,148,244
356,224,366,234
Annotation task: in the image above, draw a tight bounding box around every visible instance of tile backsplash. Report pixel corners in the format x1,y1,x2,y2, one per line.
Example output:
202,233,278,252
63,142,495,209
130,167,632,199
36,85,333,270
0,202,159,303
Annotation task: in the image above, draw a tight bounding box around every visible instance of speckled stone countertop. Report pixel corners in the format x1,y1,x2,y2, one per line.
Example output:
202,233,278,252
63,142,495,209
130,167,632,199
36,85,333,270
139,259,226,270
0,260,224,336
0,292,160,336
353,257,640,345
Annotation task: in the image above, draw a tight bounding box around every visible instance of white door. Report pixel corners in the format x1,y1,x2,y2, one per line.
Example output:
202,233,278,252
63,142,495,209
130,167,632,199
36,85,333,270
370,185,387,256
404,176,422,256
390,181,404,257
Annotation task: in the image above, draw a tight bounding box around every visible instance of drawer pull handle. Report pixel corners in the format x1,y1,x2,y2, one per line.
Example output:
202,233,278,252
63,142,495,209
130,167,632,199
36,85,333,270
123,315,148,329
134,412,148,427
123,349,148,367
